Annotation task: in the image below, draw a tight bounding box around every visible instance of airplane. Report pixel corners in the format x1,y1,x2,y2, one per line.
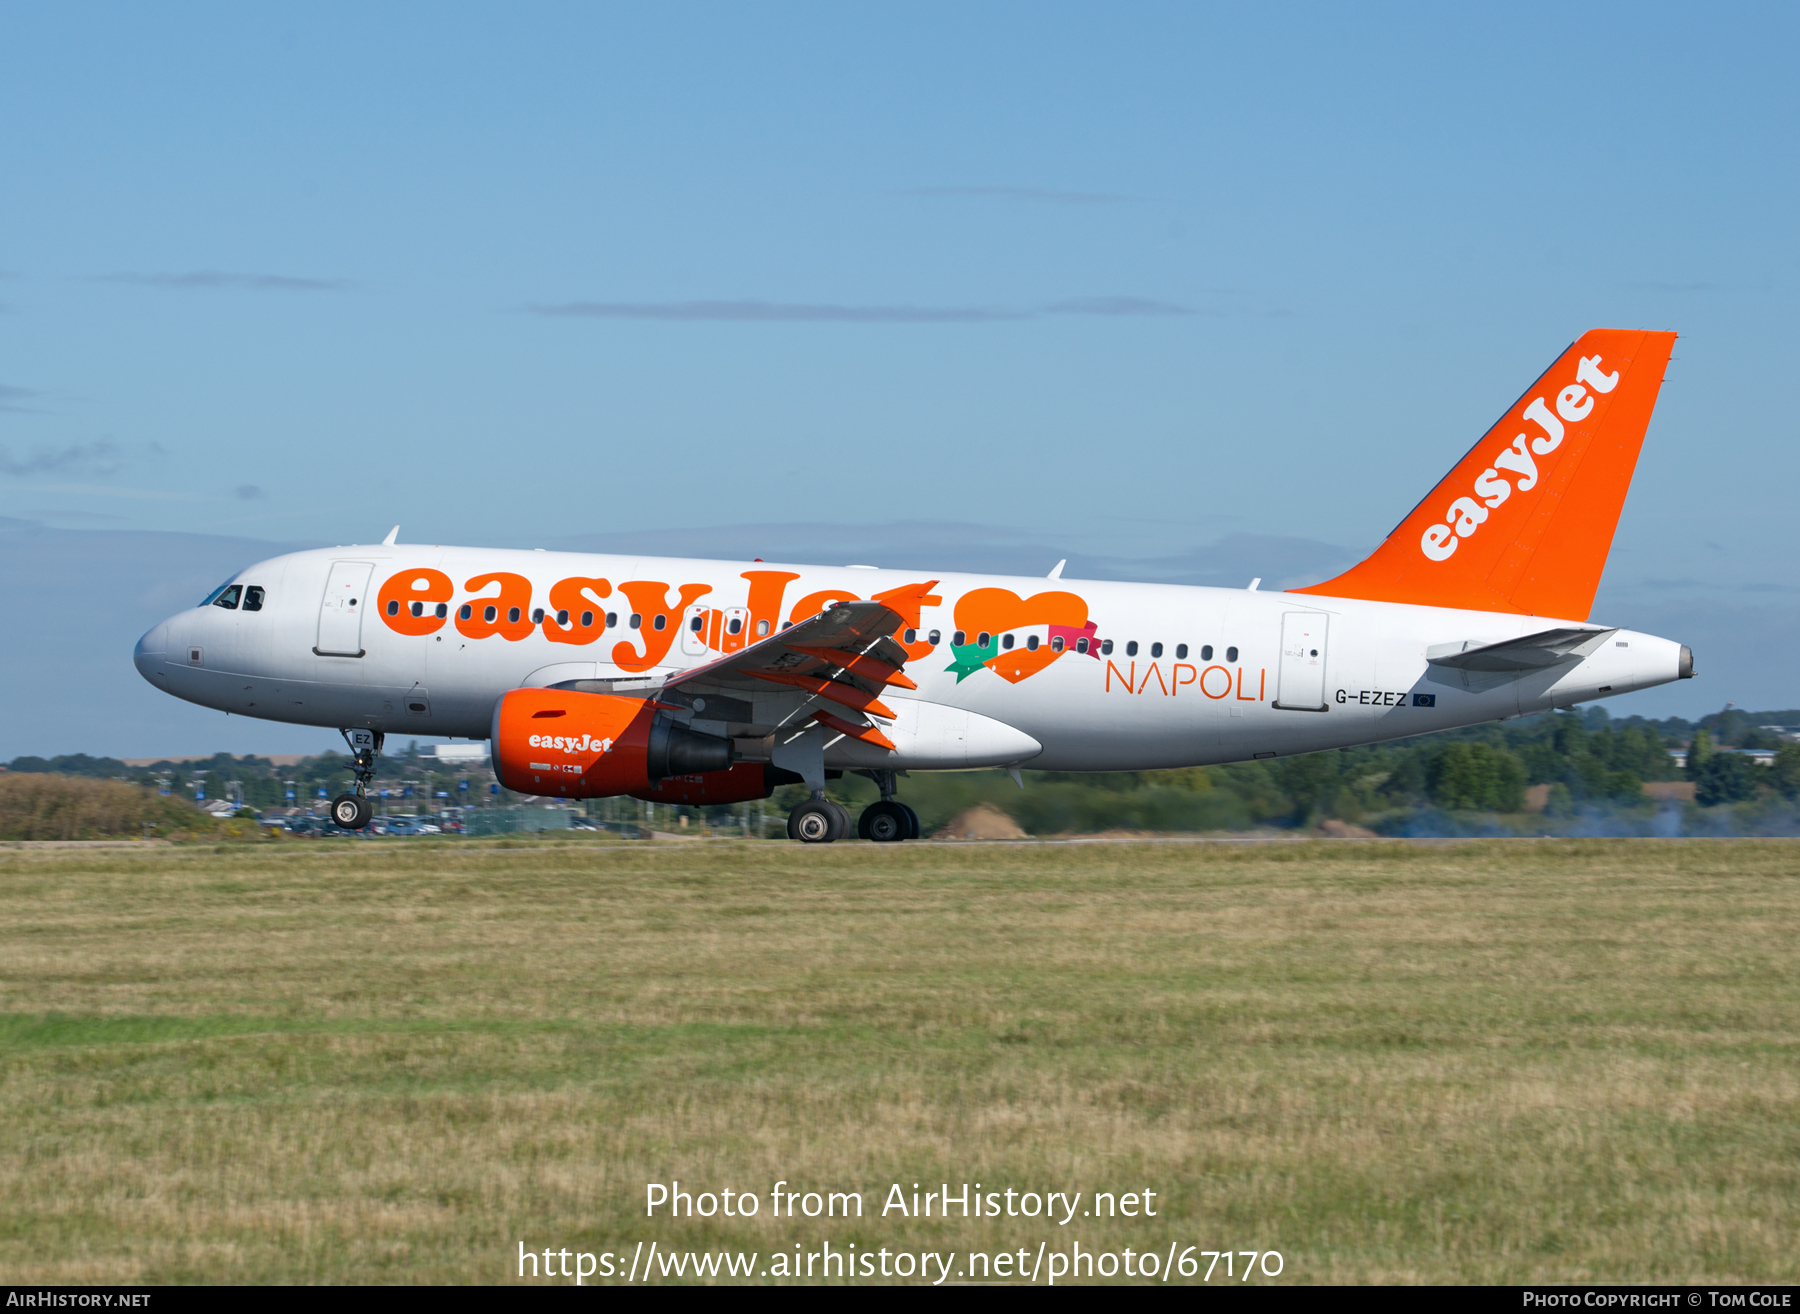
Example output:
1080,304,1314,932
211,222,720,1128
134,328,1691,842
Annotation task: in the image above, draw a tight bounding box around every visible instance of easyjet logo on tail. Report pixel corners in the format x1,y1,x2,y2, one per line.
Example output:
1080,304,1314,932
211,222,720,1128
1419,353,1619,563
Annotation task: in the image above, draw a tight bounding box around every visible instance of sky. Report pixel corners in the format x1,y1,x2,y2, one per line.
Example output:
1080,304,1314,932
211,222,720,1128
1,3,1795,756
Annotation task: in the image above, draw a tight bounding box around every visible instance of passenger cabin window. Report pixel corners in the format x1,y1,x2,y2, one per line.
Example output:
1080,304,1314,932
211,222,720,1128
904,628,917,644
243,586,264,612
434,603,447,619
952,630,966,646
556,609,569,626
1176,644,1188,659
484,605,498,623
211,585,242,610
690,615,704,632
1026,634,1039,651
1002,633,1014,649
508,607,522,624
1150,642,1163,658
1051,635,1065,653
1201,645,1212,661
1226,646,1238,662
607,612,618,628
977,632,991,649
756,620,770,636
1126,641,1138,657
927,630,940,646
459,604,472,621
727,617,742,635
580,611,594,628
629,613,642,629
1076,637,1089,654
531,608,545,625
1100,639,1113,656
653,614,666,631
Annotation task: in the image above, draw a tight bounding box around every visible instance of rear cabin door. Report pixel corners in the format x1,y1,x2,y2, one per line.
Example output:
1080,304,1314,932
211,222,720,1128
1275,612,1329,711
316,561,374,656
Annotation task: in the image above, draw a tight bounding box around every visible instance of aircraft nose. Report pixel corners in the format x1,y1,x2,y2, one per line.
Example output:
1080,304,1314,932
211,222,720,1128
134,621,169,683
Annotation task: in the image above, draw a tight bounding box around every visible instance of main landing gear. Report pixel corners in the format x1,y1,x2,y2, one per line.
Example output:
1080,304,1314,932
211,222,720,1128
785,769,920,844
328,728,382,831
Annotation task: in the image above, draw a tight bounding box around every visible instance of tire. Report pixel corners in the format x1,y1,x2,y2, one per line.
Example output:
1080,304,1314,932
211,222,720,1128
824,798,851,838
787,798,846,844
331,792,372,830
899,803,921,840
858,800,910,843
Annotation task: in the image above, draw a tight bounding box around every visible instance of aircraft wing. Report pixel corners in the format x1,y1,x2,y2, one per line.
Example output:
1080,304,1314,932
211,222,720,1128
1426,626,1617,672
551,596,925,750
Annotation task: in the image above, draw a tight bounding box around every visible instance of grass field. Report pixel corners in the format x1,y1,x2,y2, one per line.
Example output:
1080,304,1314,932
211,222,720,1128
1,836,1796,1284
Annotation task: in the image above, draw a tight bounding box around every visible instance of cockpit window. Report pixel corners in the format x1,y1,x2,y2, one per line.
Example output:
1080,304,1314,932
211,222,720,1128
211,585,242,611
242,586,265,612
200,580,236,607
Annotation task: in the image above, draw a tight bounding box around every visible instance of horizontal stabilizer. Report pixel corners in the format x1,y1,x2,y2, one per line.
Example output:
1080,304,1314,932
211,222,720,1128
1426,626,1615,672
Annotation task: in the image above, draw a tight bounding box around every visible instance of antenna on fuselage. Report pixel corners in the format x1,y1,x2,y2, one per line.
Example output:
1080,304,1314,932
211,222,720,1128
1047,559,1066,580
382,526,399,546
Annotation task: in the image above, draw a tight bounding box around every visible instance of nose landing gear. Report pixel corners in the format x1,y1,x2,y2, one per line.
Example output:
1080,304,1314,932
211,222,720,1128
330,792,373,830
329,728,383,831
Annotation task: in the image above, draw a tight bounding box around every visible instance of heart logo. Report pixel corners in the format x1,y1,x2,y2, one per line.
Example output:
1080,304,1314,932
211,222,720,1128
947,588,1096,684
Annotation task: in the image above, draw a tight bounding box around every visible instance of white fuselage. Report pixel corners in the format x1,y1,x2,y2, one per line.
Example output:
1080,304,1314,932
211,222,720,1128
134,545,1685,772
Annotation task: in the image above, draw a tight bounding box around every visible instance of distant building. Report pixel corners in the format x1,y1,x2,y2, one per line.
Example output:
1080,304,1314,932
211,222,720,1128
423,743,490,764
1670,747,1776,769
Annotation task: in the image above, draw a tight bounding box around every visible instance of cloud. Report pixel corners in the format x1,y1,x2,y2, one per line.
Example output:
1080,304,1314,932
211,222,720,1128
530,296,1191,323
0,384,39,413
530,299,1023,323
233,484,267,500
1043,296,1191,317
31,482,198,501
20,508,128,523
0,439,124,477
897,185,1128,205
98,270,351,292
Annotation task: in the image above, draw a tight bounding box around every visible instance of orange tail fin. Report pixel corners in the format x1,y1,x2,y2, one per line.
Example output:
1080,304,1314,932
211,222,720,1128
1292,328,1676,620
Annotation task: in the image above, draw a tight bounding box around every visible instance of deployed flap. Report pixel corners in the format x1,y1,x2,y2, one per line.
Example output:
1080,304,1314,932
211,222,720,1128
1294,329,1677,620
552,598,917,737
1426,626,1615,672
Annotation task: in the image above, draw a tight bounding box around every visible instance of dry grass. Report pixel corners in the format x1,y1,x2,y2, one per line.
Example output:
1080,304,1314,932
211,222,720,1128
0,837,1796,1283
0,774,217,841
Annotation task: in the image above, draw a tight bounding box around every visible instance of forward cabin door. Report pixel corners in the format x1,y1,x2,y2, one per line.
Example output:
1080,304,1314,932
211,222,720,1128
1275,612,1329,711
316,561,374,656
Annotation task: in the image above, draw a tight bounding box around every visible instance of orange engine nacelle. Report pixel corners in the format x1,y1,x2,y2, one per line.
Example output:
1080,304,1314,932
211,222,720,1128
490,687,734,800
